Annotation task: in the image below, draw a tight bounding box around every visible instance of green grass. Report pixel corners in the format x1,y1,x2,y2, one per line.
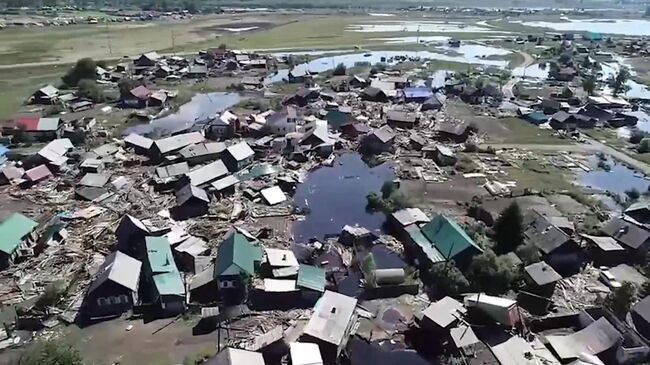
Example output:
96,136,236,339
507,159,575,192
0,65,66,118
498,117,571,145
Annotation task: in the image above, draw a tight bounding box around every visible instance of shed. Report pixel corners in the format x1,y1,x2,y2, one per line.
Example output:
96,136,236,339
223,142,255,171
602,217,650,259
421,296,466,331
78,173,111,188
581,234,626,266
547,317,621,361
386,110,418,129
151,132,205,159
390,208,429,228
174,236,210,273
464,294,520,327
24,165,53,183
632,296,650,340
290,342,323,365
400,87,433,103
180,142,226,165
124,133,154,154
172,184,209,220
302,290,358,361
211,175,239,196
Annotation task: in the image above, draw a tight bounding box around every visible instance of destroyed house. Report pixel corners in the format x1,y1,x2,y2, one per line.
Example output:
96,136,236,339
84,251,142,319
386,110,418,129
222,142,255,171
602,217,650,260
0,213,38,269
625,202,650,225
179,142,225,165
285,88,319,107
362,126,395,154
524,211,583,275
302,290,358,362
149,132,205,161
155,162,190,186
296,264,326,300
124,85,152,108
124,133,154,155
173,236,209,274
172,183,209,220
436,122,470,143
143,237,186,316
115,214,152,256
549,111,577,131
361,87,389,102
632,296,650,341
23,165,52,184
32,84,59,104
399,87,433,103
4,116,63,141
214,233,262,303
185,160,229,187
464,294,521,327
266,107,298,136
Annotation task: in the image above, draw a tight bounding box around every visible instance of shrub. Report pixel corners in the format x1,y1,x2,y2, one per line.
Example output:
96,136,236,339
426,262,470,298
605,281,637,319
629,129,647,144
333,63,347,76
19,340,83,365
466,248,521,295
638,138,650,153
62,57,97,87
77,79,105,102
494,202,524,253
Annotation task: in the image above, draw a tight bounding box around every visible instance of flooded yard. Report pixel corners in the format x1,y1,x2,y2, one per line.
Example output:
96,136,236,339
292,153,395,242
579,155,650,197
124,92,243,137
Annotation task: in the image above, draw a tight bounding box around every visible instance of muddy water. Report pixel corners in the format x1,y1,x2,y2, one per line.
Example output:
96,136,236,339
514,18,650,36
123,92,243,137
579,155,650,197
292,153,395,242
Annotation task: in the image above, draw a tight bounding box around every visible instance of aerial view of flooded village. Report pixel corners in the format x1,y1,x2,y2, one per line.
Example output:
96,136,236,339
5,0,650,364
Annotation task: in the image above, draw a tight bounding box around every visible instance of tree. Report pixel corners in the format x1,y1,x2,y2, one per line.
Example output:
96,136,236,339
381,180,397,199
218,43,227,50
333,63,347,76
76,79,105,102
494,202,524,253
639,138,650,154
605,281,637,319
426,262,470,298
466,249,520,295
515,242,541,265
118,78,138,100
609,67,631,96
582,75,597,96
630,128,647,144
625,188,641,201
62,58,97,87
19,340,83,365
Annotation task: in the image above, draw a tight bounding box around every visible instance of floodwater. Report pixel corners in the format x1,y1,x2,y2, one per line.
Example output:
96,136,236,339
292,153,395,242
123,92,243,137
512,62,549,79
347,21,507,34
579,155,650,197
600,62,650,100
514,18,650,36
267,47,509,83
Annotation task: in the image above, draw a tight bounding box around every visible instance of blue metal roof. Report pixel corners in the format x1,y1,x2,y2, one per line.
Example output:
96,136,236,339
402,87,433,99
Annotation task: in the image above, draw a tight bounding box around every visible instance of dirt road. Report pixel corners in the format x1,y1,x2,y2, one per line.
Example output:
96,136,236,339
502,51,535,99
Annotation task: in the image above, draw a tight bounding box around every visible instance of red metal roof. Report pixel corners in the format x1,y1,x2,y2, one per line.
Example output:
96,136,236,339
130,86,152,100
15,116,40,131
25,165,52,182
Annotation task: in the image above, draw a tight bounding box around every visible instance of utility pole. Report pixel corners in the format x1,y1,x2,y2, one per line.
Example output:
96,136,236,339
171,29,176,55
105,22,113,55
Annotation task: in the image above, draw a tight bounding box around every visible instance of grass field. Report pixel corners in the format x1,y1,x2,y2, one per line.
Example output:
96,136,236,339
0,65,66,118
497,117,571,145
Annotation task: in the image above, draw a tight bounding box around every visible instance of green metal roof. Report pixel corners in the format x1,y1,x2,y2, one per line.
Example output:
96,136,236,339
421,215,482,260
0,213,38,255
405,225,445,264
215,233,262,277
145,236,185,296
297,265,326,292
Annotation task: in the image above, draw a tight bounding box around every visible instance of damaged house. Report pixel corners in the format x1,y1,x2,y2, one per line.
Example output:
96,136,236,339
84,251,142,320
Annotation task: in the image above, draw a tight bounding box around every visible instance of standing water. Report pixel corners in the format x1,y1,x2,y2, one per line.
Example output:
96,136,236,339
292,153,395,242
123,92,243,137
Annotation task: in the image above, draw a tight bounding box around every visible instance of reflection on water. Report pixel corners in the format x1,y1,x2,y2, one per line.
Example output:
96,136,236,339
267,48,509,83
348,21,506,34
579,155,650,197
292,153,395,242
123,92,243,137
513,18,650,36
512,63,549,79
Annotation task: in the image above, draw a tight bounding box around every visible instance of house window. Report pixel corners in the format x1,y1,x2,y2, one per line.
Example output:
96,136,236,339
119,294,129,304
97,297,109,306
220,280,235,288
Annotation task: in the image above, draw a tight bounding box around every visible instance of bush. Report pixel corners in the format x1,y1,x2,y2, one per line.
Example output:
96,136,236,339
426,262,470,298
77,79,105,102
515,242,541,265
43,104,64,116
629,129,647,144
118,78,139,100
605,281,637,319
638,138,650,153
62,57,97,87
625,188,641,201
381,180,397,199
597,160,611,171
19,340,83,365
366,188,411,214
333,63,347,76
466,249,520,295
455,156,477,173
